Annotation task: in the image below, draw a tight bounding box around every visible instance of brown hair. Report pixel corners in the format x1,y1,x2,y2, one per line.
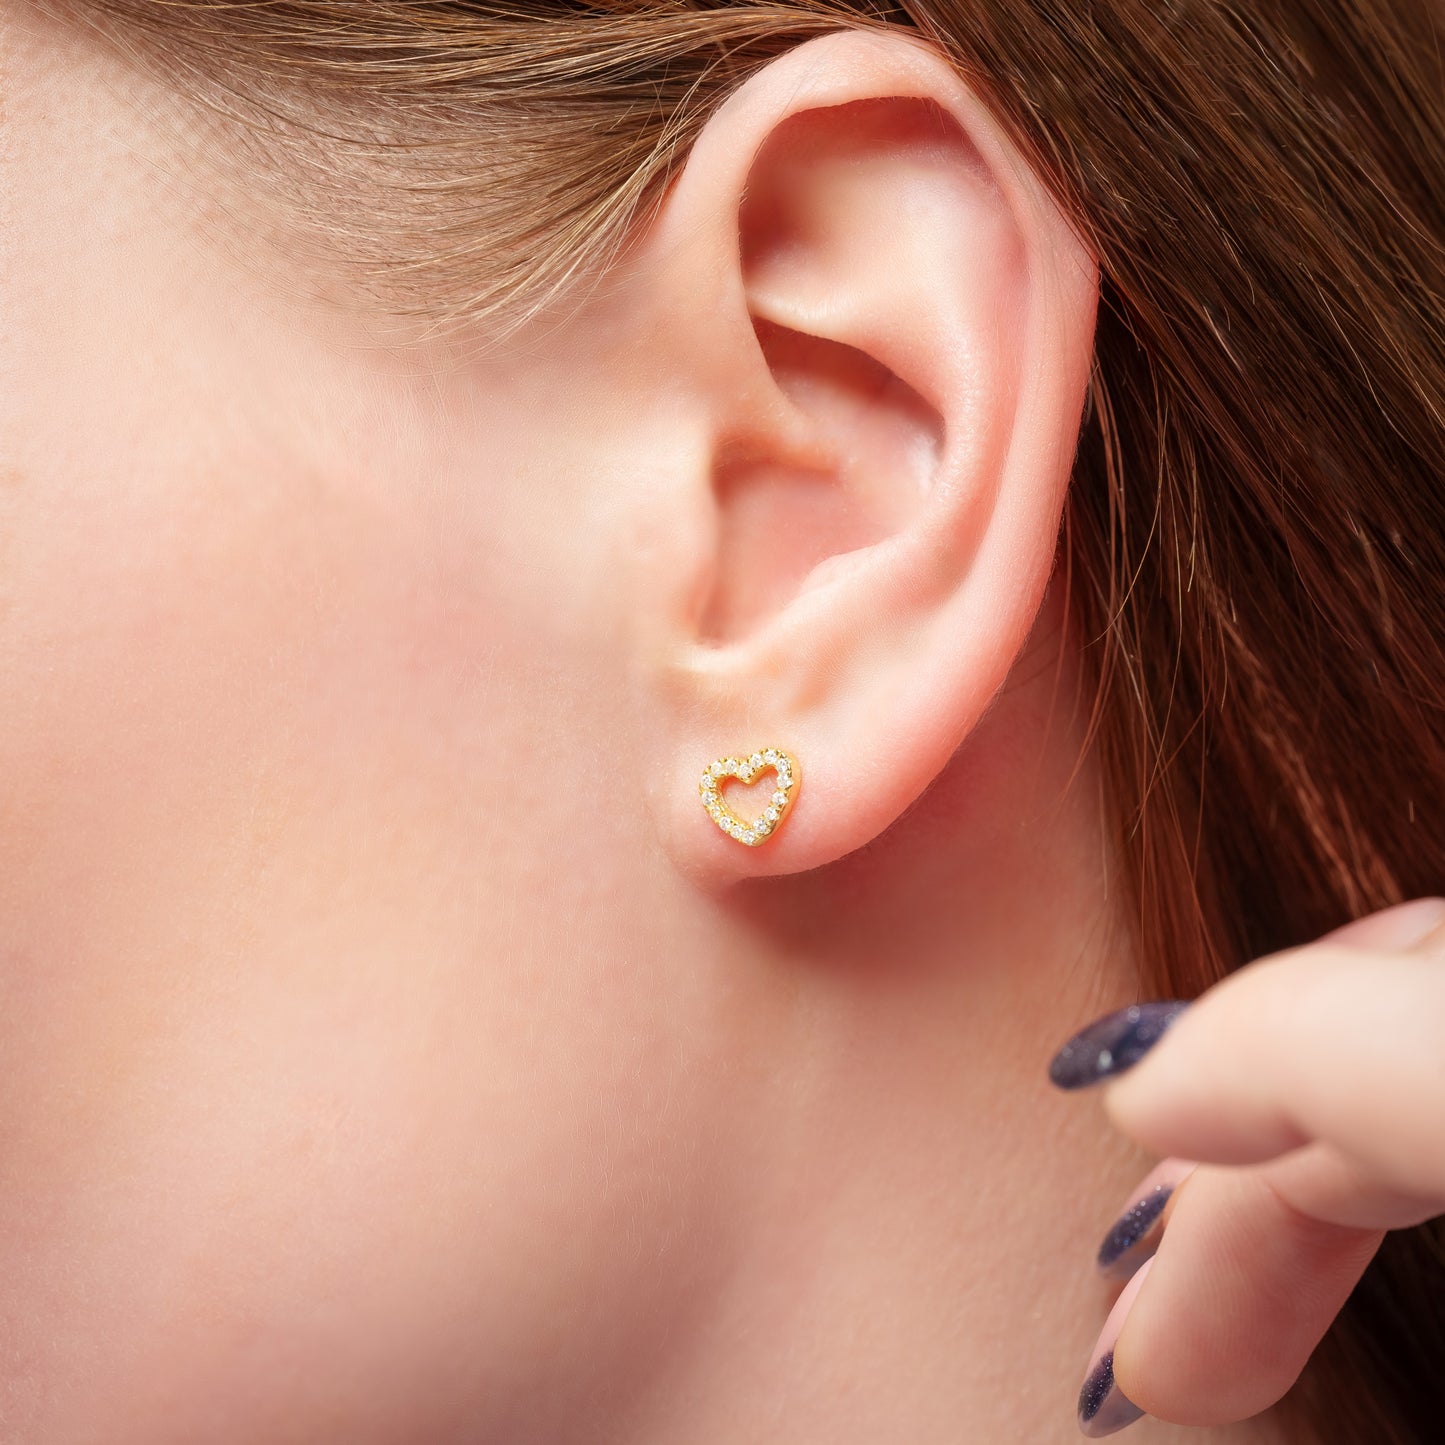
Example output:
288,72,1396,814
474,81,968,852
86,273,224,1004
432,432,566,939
57,1,1445,1439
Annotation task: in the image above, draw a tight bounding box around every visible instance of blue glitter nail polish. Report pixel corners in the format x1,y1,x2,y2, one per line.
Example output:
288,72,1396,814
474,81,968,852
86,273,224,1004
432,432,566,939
1078,1350,1144,1437
1097,1184,1173,1271
1048,1001,1188,1090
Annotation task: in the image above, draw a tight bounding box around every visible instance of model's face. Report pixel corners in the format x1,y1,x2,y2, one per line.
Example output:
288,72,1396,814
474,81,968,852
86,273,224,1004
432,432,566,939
3,19,747,1440
5,6,1111,1439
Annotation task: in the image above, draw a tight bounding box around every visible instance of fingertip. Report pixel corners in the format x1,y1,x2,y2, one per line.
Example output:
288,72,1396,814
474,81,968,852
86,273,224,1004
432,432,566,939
1099,983,1309,1167
1077,1257,1154,1436
1322,896,1445,950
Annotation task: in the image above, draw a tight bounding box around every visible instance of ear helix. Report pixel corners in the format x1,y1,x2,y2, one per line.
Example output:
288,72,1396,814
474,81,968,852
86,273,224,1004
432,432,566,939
699,748,799,846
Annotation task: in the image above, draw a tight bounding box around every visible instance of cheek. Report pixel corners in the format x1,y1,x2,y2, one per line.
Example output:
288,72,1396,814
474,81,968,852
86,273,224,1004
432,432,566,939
0,457,731,1441
4,21,736,1433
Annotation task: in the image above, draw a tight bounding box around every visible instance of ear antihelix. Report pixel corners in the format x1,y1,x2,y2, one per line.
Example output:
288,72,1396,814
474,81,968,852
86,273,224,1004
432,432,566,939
699,747,799,846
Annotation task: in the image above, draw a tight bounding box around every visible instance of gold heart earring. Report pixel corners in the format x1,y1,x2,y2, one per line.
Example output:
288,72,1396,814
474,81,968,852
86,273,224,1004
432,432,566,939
699,748,799,846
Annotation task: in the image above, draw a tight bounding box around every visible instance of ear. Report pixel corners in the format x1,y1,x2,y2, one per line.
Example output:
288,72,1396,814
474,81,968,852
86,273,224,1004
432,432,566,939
627,30,1099,883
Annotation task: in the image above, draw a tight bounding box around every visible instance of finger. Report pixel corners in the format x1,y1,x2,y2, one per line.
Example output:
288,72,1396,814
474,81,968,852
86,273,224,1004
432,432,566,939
1077,1256,1154,1436
1259,1139,1443,1230
1104,945,1445,1198
1088,1143,1425,1266
1102,1164,1382,1428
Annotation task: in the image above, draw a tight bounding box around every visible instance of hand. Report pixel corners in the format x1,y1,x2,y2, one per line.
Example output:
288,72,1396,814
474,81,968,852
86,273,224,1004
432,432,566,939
1048,897,1445,1437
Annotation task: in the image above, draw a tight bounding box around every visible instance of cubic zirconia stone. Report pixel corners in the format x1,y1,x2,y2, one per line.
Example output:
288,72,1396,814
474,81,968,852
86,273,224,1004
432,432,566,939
772,790,787,806
765,806,779,822
742,831,756,845
750,753,763,769
710,761,725,778
764,749,778,764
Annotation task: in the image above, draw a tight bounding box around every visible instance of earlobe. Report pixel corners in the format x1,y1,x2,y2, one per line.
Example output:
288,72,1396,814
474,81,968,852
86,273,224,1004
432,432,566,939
630,31,1098,885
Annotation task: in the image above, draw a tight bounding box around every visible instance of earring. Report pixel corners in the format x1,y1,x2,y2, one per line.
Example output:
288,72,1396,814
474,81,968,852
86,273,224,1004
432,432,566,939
699,748,799,846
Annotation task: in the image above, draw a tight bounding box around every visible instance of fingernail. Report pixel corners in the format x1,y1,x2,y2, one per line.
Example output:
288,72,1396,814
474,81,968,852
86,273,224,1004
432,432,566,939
1048,1001,1188,1090
1078,1257,1154,1437
1095,1159,1196,1275
1096,1184,1173,1272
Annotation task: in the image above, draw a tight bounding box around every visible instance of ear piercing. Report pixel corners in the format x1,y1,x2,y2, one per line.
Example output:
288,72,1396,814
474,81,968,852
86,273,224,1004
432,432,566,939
699,748,798,846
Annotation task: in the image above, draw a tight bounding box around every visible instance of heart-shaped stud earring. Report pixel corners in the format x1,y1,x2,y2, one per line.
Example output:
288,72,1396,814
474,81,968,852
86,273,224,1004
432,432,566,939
699,748,799,846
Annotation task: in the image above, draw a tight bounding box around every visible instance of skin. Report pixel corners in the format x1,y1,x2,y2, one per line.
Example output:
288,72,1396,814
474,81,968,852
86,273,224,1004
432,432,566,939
6,2,1420,1441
